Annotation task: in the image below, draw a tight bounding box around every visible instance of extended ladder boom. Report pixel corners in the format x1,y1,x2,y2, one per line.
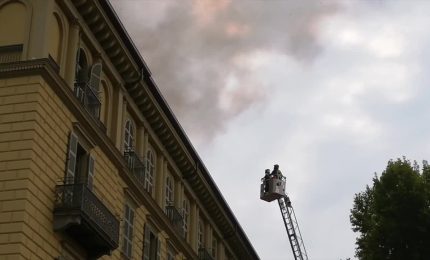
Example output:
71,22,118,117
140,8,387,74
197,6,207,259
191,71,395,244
278,196,308,260
260,165,309,260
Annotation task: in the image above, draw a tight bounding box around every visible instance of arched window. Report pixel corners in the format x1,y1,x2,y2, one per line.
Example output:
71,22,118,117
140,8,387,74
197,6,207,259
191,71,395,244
73,49,102,119
145,148,156,194
75,48,88,85
124,119,134,151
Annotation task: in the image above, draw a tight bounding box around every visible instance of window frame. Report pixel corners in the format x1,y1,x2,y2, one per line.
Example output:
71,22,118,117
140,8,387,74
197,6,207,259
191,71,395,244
165,172,174,208
65,128,95,187
182,196,190,241
143,223,161,260
167,244,176,260
124,119,135,152
198,218,204,250
145,148,156,194
122,203,135,259
211,233,218,258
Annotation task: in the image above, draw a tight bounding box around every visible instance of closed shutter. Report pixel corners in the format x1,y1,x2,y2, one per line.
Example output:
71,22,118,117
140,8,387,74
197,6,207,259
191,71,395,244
128,208,134,258
143,224,150,260
89,62,102,91
74,48,80,80
156,237,160,260
87,155,95,190
66,132,78,184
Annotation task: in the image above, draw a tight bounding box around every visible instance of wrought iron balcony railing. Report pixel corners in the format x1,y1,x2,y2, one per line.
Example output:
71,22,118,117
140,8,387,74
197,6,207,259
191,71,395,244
0,44,22,63
53,183,119,258
198,247,215,260
165,203,185,237
74,82,101,120
123,149,146,187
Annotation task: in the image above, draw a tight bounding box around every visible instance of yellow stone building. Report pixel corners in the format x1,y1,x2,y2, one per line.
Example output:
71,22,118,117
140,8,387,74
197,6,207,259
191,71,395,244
0,0,259,259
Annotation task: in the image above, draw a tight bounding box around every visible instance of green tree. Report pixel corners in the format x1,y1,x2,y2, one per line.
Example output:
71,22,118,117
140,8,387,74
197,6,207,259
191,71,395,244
350,158,430,260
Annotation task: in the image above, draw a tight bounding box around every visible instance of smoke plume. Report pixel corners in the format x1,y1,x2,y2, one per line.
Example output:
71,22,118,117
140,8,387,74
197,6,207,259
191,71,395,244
110,0,340,145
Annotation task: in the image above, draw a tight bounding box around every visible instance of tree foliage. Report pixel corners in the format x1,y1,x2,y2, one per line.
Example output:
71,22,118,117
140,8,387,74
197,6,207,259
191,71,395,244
350,158,430,259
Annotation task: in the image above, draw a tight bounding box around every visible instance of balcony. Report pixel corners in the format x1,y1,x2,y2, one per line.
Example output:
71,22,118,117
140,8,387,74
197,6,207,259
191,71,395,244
74,82,101,120
53,184,119,258
123,149,146,187
198,247,214,260
165,203,184,237
0,44,22,63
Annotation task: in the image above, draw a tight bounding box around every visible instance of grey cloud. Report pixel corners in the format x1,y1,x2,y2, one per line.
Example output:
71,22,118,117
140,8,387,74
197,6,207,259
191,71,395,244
111,0,340,144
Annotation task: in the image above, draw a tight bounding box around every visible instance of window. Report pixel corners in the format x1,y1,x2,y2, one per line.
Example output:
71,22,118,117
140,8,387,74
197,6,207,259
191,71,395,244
122,203,135,259
74,48,88,87
225,251,233,260
211,234,217,259
165,173,174,208
65,131,95,189
99,81,109,127
87,155,95,190
145,148,156,194
143,224,160,260
124,119,134,151
74,48,102,119
182,196,190,240
167,245,176,260
198,218,204,250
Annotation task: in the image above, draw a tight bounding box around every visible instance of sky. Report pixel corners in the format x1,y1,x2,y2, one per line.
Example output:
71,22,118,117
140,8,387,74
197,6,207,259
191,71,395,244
110,0,430,259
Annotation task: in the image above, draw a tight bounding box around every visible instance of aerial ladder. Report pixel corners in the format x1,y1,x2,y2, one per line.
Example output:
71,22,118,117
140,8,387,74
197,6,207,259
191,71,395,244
260,165,309,260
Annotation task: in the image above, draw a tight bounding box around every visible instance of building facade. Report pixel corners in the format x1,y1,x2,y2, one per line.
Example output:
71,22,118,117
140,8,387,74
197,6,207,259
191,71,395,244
0,0,259,259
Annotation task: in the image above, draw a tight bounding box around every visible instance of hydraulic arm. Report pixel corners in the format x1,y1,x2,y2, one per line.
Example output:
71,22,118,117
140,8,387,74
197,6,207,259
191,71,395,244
278,196,308,260
260,164,309,260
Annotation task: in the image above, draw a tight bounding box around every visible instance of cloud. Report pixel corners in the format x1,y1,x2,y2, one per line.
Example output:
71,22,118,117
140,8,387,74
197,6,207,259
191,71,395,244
198,1,430,259
110,0,430,259
110,0,340,145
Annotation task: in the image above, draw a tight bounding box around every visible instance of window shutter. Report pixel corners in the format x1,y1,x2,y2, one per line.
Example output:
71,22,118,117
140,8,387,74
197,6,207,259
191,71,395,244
156,236,161,260
75,48,80,75
89,62,102,91
66,132,78,184
87,155,95,190
128,208,134,257
143,224,150,260
74,48,83,83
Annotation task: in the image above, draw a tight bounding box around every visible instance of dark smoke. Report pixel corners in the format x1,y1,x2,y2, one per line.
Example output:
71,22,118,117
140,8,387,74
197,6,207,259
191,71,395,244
110,0,340,145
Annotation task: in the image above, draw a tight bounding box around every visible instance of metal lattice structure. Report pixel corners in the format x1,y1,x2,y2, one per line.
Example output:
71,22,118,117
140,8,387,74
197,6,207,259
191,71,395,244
260,165,309,260
278,196,308,260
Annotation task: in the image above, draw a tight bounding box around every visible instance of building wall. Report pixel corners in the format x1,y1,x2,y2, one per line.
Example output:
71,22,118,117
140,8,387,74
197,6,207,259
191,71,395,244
0,76,42,259
0,75,125,259
0,0,255,259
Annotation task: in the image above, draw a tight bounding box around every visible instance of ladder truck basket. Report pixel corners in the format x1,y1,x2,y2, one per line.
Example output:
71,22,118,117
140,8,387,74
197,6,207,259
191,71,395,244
260,165,309,260
260,174,286,202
